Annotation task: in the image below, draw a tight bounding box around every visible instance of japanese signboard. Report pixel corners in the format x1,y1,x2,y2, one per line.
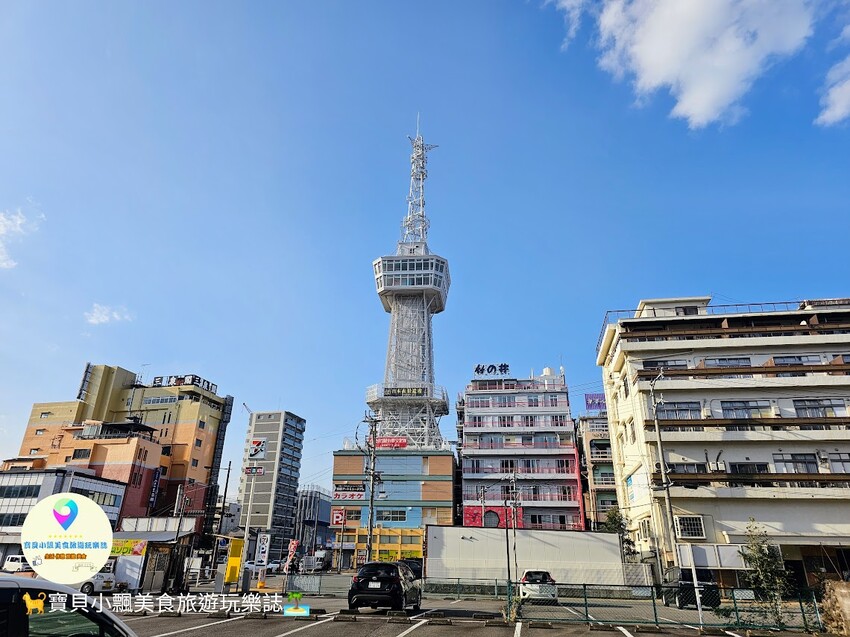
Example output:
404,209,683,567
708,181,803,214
473,363,510,377
333,484,365,500
384,387,427,397
148,468,161,509
244,466,265,476
585,393,607,412
373,436,408,449
255,533,271,566
248,438,267,460
111,539,148,557
151,374,218,394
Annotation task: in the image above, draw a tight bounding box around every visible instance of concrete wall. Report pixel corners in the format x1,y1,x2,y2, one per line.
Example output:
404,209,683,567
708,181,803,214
424,525,649,585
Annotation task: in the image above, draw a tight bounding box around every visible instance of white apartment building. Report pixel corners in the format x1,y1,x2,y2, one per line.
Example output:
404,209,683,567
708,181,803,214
597,296,850,588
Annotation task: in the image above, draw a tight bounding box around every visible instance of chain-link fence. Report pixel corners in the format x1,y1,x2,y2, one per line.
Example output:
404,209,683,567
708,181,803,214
508,582,823,632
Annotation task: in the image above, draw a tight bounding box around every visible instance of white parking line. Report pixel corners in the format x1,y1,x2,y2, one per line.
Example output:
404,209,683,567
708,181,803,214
616,627,635,637
271,616,335,637
149,617,242,637
514,619,522,637
659,616,699,630
394,619,429,637
450,599,463,604
724,631,743,637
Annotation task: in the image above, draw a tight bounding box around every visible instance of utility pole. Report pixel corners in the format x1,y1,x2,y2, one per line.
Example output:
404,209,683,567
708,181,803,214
211,461,232,570
510,471,519,581
240,463,257,592
650,370,679,567
364,412,380,563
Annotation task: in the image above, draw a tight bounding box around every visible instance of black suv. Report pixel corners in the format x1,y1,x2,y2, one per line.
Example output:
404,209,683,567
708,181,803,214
348,561,422,611
661,567,721,609
398,558,422,580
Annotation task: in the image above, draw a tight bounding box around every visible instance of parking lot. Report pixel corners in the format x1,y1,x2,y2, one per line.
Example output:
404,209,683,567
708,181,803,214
117,595,817,637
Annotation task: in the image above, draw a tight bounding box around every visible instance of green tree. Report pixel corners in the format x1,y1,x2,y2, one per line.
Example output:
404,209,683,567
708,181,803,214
602,509,637,561
739,517,790,627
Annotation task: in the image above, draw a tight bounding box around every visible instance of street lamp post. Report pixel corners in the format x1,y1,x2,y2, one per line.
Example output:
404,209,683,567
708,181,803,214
650,370,679,567
240,463,257,593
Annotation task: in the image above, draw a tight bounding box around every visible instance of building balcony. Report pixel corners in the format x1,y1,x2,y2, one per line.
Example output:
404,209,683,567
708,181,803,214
589,450,613,460
462,492,579,504
461,467,577,477
524,521,584,531
652,471,850,490
591,476,616,486
462,441,574,450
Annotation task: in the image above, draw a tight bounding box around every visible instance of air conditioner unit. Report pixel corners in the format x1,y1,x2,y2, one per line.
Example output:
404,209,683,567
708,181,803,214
816,450,829,463
710,462,727,473
375,523,383,529
702,407,712,419
773,405,782,417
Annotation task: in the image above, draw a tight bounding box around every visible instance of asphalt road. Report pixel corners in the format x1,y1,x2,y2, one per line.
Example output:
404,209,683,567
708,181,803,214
116,595,815,637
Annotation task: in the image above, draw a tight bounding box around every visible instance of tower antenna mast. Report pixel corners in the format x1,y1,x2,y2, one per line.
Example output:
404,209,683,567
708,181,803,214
400,125,438,247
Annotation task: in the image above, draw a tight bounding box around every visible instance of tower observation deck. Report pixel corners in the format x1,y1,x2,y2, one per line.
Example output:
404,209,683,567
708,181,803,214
366,132,450,448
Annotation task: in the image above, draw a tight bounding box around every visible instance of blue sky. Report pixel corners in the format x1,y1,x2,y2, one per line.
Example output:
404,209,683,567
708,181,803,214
1,1,849,497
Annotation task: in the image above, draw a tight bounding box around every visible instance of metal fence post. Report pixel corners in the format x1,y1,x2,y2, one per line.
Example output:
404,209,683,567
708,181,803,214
583,584,589,623
731,589,740,626
651,587,658,626
494,579,498,598
456,578,460,600
317,573,322,595
798,593,809,632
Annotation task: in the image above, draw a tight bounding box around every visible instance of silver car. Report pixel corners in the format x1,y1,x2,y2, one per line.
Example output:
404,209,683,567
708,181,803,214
0,575,138,636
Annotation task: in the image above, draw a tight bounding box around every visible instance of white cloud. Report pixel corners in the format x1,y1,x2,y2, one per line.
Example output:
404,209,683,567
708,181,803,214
0,210,29,269
816,52,850,125
553,0,816,128
550,0,588,46
84,303,133,326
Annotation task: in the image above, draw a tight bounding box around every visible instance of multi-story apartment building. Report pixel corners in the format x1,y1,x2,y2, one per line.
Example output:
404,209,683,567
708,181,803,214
457,366,584,531
294,485,333,553
577,414,617,530
597,296,850,588
0,468,126,561
238,411,305,560
10,363,233,534
331,443,455,567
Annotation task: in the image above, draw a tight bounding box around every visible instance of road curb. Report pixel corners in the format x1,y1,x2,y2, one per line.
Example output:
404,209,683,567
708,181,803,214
429,619,452,626
334,615,357,622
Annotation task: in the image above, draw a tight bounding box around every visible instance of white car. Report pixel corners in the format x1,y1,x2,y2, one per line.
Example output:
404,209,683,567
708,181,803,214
518,569,558,602
2,555,29,573
0,575,139,636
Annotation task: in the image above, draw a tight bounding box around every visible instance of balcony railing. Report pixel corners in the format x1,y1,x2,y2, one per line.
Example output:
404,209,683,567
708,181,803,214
589,451,613,459
462,466,575,475
523,521,584,531
462,492,578,503
650,417,850,431
462,441,574,450
460,421,572,429
634,363,850,382
592,476,616,485
652,471,850,488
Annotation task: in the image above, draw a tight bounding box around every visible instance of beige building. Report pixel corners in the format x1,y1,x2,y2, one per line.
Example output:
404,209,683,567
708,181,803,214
597,297,850,588
9,363,233,533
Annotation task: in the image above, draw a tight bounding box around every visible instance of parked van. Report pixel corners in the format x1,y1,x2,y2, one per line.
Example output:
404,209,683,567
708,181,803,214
78,560,116,595
2,556,29,573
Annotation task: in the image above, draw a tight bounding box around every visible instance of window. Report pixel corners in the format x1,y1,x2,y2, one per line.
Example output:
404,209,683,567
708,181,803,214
639,518,652,540
773,453,818,487
495,395,516,408
729,462,772,487
656,402,701,420
552,414,567,426
643,360,688,370
522,415,536,427
39,412,50,418
376,509,407,522
675,515,705,539
64,456,71,462
70,448,90,460
161,466,168,476
195,438,202,447
774,355,822,376
467,396,490,408
794,399,846,418
199,420,206,429
346,509,361,521
675,306,699,316
527,395,539,407
704,357,751,368
191,459,199,467
483,511,500,527
35,429,45,436
668,463,707,474
0,484,40,498
469,415,484,427
29,448,39,455
628,422,636,444
401,535,418,544
162,445,172,456
498,415,513,427
0,513,27,526
721,400,771,419
546,395,559,407
830,453,850,473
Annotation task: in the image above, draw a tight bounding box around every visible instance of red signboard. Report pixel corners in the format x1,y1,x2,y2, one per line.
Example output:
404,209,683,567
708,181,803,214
374,436,408,449
331,508,346,526
462,506,524,528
